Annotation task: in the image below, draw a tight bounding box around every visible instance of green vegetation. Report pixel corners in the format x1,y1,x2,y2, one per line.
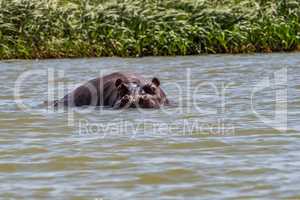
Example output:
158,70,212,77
0,0,300,59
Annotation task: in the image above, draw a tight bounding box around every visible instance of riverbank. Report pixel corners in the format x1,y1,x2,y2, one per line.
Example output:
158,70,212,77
0,0,300,59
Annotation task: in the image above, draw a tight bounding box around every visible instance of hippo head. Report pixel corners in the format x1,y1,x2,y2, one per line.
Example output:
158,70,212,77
114,77,168,109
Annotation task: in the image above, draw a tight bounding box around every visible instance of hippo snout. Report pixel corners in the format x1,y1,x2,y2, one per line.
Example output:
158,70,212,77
138,95,160,109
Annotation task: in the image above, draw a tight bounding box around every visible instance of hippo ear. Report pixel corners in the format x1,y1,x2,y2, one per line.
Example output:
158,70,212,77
115,79,123,87
152,77,160,87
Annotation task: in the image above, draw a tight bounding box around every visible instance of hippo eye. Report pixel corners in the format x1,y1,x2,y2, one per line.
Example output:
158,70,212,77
143,85,156,95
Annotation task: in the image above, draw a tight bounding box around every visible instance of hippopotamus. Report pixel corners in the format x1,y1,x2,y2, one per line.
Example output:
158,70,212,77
51,72,169,109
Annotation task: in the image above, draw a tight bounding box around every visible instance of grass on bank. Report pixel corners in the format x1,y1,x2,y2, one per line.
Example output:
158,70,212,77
0,0,300,59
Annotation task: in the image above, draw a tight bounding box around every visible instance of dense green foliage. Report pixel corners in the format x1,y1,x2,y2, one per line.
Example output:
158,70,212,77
0,0,300,59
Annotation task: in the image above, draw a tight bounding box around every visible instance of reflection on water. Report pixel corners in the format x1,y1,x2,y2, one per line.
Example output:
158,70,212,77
0,53,300,199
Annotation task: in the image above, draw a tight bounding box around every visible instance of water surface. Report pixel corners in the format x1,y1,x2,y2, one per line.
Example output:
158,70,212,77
1,53,300,199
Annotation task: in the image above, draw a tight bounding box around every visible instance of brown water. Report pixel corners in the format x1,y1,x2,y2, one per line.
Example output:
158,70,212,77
1,53,300,200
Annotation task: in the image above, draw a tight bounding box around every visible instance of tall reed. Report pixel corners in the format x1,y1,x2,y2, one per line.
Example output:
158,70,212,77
0,0,299,59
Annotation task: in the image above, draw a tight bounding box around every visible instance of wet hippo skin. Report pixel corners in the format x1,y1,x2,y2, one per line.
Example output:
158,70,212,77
51,72,169,109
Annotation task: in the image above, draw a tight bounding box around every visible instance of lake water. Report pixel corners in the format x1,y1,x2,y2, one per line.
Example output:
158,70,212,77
0,53,300,200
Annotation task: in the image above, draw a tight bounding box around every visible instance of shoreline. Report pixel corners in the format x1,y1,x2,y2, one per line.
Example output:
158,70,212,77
1,51,300,61
2,45,300,60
